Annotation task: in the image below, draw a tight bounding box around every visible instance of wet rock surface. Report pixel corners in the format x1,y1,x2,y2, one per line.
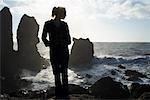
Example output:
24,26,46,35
1,77,150,99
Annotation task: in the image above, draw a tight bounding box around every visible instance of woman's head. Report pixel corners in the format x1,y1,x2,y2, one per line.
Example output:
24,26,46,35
52,7,66,19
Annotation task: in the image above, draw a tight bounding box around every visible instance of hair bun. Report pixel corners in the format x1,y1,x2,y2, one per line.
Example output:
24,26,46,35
52,7,58,17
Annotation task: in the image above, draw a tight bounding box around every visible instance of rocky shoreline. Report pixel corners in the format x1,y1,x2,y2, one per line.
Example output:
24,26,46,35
1,6,150,100
1,76,150,100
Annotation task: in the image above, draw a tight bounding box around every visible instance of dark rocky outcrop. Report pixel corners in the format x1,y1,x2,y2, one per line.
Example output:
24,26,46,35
0,7,49,94
69,38,94,66
0,7,19,93
130,83,150,98
17,14,49,71
89,76,130,99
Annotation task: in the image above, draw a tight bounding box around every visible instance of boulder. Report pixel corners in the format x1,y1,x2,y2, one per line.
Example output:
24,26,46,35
130,83,150,98
89,76,130,99
69,38,94,66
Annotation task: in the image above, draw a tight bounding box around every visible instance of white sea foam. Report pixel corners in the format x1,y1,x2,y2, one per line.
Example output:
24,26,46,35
22,57,150,90
22,66,84,90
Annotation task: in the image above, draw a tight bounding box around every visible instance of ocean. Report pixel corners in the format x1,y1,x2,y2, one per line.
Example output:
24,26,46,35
22,42,150,91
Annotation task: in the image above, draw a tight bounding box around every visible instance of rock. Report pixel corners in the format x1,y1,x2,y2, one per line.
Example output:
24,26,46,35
138,92,150,100
17,14,49,71
130,83,150,98
89,76,130,99
127,76,143,82
69,38,94,66
125,70,147,78
118,64,126,69
0,7,20,93
0,7,49,94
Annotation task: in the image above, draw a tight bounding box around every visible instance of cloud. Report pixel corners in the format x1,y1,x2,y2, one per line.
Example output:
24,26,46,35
82,0,150,19
3,0,33,7
0,0,8,9
1,0,150,42
2,0,150,19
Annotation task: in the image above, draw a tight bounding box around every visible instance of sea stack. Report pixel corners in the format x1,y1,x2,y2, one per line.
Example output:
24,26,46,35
17,14,49,71
0,7,19,93
69,38,94,66
0,7,49,93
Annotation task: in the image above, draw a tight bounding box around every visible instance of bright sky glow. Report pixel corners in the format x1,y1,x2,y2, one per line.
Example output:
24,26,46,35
1,0,150,42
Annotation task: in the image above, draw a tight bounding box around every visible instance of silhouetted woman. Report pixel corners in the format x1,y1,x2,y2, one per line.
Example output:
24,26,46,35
42,7,71,99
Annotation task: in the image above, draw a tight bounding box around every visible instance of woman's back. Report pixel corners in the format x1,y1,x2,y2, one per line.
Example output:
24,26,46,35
44,19,71,47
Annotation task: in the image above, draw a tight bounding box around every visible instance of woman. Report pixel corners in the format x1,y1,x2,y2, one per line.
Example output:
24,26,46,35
42,7,71,99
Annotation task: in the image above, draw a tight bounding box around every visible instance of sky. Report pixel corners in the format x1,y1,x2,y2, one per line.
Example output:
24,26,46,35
0,0,150,42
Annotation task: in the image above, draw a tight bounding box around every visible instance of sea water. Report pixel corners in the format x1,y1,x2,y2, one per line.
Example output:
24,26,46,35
22,42,150,90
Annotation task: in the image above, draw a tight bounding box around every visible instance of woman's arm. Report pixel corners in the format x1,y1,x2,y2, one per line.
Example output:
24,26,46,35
42,22,49,47
65,23,71,45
